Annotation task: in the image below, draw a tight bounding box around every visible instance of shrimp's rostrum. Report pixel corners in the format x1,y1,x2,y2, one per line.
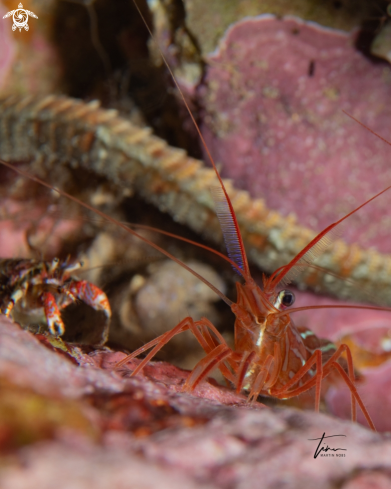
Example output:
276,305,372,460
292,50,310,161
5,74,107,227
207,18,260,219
0,257,111,340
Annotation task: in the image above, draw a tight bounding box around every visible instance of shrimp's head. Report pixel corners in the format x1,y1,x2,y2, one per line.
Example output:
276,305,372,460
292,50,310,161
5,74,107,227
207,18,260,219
232,282,296,351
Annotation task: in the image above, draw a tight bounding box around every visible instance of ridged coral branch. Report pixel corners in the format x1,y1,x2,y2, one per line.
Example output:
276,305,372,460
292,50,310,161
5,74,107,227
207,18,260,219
0,95,390,304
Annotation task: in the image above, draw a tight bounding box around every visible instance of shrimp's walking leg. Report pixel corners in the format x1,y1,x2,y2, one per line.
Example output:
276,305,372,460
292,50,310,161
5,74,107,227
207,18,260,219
182,343,233,391
115,317,235,381
245,344,284,402
196,318,240,382
247,354,274,403
236,351,257,394
187,319,236,383
312,344,356,423
271,344,374,430
270,349,324,411
115,317,194,374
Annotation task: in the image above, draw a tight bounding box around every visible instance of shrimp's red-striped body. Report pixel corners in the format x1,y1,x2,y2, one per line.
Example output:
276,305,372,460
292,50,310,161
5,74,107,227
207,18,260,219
113,1,391,431
115,179,391,432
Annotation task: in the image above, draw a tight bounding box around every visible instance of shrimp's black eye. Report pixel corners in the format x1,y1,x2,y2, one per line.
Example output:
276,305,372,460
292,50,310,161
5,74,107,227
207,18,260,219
281,290,295,307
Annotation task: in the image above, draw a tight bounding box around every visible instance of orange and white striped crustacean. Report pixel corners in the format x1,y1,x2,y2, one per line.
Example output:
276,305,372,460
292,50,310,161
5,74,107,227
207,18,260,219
0,257,111,337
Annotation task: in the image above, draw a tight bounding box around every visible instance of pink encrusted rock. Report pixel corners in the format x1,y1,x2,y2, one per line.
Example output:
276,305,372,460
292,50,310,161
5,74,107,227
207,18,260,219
0,315,259,411
0,440,213,489
198,15,391,252
2,317,391,488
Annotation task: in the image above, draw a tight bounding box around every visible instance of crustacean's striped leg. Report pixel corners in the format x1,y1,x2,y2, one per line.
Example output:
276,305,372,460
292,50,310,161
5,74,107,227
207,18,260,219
4,288,25,318
67,280,111,320
42,292,65,336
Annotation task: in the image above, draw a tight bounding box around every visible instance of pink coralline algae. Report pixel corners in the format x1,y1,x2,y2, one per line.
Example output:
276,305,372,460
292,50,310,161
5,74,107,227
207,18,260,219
3,317,391,488
198,15,391,252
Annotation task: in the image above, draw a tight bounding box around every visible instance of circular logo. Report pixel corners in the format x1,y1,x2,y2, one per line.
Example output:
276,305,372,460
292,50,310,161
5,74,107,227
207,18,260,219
12,8,28,31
